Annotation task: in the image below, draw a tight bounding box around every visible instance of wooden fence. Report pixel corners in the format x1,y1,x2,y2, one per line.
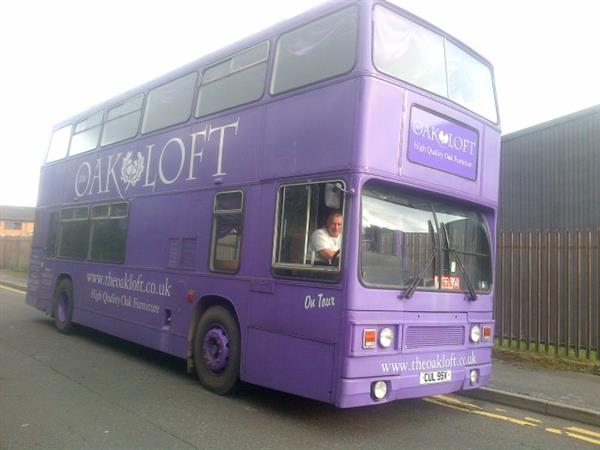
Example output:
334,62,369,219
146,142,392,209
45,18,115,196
496,230,599,359
0,236,32,270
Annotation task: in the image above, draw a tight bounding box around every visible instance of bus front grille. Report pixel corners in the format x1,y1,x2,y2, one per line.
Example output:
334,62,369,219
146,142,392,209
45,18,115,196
404,326,465,349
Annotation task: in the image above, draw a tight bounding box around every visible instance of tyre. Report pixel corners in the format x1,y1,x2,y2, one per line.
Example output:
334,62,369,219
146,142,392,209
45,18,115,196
53,278,74,334
193,306,240,394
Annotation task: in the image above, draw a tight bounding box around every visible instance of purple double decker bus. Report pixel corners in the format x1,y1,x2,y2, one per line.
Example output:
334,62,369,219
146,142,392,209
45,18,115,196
27,1,500,407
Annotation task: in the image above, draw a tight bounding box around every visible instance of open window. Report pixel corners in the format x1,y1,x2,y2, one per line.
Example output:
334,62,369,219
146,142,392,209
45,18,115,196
272,180,345,281
210,190,244,273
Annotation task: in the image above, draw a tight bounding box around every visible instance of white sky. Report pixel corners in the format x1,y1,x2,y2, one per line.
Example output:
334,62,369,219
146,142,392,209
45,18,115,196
1,0,599,207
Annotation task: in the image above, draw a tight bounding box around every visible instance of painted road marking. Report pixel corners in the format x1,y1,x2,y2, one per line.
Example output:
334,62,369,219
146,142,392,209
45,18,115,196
424,398,469,413
565,432,600,446
434,395,482,410
525,417,543,424
470,409,537,427
428,395,600,447
426,396,537,427
567,427,600,439
0,285,25,295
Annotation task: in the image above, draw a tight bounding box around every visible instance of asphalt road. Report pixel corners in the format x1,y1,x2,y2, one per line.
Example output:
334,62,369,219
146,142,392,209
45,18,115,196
2,285,600,450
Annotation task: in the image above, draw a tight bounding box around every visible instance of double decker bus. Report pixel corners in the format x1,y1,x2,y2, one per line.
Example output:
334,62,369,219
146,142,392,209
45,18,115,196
27,0,500,407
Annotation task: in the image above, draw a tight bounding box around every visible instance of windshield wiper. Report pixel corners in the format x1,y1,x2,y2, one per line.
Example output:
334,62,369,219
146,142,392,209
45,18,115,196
400,250,435,299
440,222,477,301
400,220,437,300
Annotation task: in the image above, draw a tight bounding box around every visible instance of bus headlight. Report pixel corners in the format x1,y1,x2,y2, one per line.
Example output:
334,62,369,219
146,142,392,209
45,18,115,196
470,325,481,343
371,381,388,400
379,328,394,348
469,369,479,385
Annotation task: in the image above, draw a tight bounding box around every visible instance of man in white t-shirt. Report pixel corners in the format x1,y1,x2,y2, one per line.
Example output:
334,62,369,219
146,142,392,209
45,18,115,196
309,211,342,265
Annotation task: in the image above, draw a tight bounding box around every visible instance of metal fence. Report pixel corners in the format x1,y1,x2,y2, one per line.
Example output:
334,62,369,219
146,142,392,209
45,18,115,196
0,236,32,270
495,230,600,360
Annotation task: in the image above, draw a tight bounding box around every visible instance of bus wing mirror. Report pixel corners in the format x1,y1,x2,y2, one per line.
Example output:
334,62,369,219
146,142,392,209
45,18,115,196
324,183,343,209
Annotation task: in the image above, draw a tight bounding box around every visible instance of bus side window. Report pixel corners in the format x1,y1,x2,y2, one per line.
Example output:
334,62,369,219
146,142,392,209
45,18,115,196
89,203,129,263
210,191,244,273
58,206,90,260
196,41,269,118
141,72,198,134
47,212,59,258
272,181,344,281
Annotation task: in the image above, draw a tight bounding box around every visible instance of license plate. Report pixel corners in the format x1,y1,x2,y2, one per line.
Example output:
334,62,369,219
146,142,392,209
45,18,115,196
419,370,452,385
434,276,461,290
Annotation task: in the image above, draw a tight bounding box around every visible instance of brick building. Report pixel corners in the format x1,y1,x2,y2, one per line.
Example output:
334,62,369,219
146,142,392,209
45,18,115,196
0,206,35,236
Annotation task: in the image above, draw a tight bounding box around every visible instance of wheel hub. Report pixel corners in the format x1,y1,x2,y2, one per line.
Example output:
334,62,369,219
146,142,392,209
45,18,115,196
202,325,230,374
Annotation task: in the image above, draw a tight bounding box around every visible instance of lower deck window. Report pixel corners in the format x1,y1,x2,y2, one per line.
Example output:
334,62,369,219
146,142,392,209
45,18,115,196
58,207,89,259
272,181,344,281
210,191,244,273
90,203,129,263
57,202,128,262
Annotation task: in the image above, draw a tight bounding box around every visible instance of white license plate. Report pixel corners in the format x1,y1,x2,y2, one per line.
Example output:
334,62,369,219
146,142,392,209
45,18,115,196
419,370,452,385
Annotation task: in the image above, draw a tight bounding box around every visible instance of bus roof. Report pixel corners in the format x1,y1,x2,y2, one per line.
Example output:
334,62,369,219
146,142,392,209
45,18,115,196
52,0,495,130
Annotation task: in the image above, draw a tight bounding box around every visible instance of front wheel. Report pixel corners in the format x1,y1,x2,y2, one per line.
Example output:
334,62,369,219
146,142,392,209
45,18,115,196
53,279,74,334
193,306,240,395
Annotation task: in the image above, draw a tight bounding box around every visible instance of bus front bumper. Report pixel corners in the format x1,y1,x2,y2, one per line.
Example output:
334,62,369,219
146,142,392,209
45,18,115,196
336,362,491,408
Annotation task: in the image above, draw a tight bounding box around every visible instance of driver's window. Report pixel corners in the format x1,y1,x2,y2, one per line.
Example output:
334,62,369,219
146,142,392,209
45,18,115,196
272,180,344,281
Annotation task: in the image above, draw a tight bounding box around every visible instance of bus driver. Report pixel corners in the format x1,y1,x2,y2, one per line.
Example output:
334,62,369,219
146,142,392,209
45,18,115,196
309,211,342,265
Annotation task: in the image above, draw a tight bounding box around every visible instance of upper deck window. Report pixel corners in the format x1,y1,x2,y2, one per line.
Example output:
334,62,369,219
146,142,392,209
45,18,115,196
271,6,358,95
46,125,72,163
142,72,198,134
101,94,144,146
196,42,269,118
70,111,103,156
373,5,497,123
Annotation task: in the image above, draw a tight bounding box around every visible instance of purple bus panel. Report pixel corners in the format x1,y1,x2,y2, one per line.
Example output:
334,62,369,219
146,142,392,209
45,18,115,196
26,0,499,408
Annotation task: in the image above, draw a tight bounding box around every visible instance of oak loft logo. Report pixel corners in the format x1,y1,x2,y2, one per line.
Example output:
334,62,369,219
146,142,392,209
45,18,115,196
411,119,476,156
121,152,144,190
74,118,239,199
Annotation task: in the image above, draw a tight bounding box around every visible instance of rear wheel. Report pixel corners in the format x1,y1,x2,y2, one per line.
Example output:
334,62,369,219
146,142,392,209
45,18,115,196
53,279,74,334
194,306,240,394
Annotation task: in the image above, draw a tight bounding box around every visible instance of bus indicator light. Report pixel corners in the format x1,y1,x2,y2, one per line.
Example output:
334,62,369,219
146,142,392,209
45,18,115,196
482,325,492,341
363,329,377,349
186,290,195,302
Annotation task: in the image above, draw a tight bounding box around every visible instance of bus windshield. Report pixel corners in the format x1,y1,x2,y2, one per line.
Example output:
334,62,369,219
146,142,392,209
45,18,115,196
373,5,497,123
361,181,492,293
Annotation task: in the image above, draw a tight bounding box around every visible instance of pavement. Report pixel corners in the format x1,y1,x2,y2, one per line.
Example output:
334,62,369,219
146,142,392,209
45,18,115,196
1,269,598,426
0,268,28,291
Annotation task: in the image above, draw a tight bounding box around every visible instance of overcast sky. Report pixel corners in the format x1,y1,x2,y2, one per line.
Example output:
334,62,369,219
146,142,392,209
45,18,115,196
2,0,599,207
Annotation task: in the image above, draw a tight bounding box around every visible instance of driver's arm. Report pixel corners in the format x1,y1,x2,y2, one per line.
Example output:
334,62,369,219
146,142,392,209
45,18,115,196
318,248,338,261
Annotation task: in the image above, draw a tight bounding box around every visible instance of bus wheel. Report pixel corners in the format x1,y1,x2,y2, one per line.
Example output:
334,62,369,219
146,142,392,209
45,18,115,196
53,279,74,334
194,306,240,394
